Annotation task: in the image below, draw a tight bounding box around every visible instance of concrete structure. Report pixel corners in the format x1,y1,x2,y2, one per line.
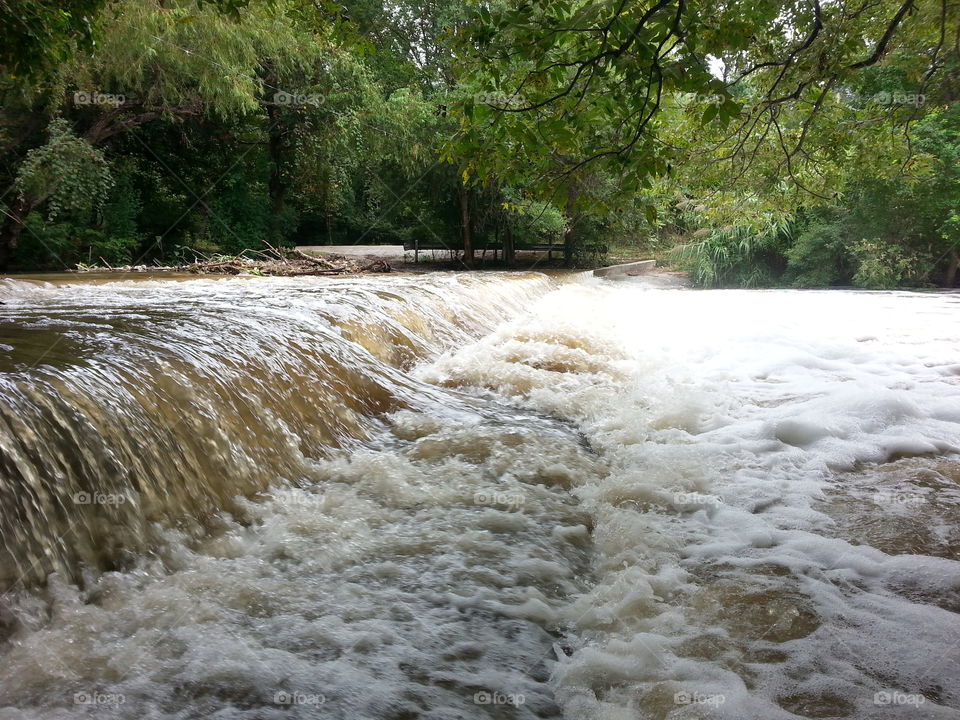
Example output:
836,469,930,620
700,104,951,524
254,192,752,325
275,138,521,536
592,259,656,278
297,245,406,261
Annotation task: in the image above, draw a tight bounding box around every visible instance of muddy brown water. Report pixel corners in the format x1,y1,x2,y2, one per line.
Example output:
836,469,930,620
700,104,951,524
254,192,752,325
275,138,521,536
0,273,957,719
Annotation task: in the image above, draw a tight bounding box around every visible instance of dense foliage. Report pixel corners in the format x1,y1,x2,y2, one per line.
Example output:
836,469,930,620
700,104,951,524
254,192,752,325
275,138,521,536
1,0,957,286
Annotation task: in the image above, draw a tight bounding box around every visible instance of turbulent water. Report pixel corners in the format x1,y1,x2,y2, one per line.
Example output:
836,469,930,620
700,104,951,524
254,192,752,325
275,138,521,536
0,271,958,720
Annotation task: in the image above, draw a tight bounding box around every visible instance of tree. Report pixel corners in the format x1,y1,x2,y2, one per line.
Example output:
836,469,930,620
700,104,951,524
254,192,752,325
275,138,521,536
451,0,956,208
0,0,102,78
1,0,330,267
1,119,113,267
0,0,250,79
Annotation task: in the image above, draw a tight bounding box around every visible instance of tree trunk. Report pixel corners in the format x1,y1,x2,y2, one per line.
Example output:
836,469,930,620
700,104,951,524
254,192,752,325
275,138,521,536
0,196,35,272
266,103,287,218
945,249,959,288
504,225,515,267
563,185,578,267
265,110,290,247
458,184,473,268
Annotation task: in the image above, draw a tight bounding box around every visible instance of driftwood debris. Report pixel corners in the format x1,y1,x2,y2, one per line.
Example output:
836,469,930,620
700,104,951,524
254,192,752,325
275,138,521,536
75,248,392,276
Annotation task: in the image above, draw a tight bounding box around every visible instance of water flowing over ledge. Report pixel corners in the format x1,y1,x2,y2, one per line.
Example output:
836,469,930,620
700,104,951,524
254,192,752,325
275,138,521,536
0,273,958,720
0,273,555,586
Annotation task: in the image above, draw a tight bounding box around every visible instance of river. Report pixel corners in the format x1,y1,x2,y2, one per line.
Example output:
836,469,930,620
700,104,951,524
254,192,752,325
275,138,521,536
0,271,958,719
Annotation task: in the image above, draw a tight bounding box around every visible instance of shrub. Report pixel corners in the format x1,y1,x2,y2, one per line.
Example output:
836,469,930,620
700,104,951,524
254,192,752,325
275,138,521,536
851,239,931,289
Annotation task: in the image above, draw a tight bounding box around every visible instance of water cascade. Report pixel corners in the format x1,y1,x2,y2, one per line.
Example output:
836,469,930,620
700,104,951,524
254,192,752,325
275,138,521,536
0,273,958,719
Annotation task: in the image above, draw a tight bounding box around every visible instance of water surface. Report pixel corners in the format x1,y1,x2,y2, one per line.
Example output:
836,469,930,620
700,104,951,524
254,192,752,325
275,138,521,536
0,273,957,719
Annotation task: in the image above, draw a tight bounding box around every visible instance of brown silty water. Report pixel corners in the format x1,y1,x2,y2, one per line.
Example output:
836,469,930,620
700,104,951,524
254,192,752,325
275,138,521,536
0,273,957,720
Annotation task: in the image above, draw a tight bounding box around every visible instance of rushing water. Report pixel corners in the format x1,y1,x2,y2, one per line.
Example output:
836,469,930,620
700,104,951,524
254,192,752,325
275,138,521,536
0,271,958,720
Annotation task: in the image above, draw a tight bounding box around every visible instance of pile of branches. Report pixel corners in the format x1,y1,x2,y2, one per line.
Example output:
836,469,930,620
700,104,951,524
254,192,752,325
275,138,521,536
186,248,391,276
76,247,392,276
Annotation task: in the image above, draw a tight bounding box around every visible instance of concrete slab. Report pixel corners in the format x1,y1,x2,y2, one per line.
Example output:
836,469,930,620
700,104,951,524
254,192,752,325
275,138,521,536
297,245,406,261
593,259,656,278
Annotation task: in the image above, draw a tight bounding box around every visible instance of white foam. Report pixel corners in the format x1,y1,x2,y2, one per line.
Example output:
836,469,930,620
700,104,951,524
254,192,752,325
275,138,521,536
2,278,959,719
424,284,960,718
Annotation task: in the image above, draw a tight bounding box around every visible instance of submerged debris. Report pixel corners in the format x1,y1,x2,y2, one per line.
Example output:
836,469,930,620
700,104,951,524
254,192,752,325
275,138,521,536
75,248,392,276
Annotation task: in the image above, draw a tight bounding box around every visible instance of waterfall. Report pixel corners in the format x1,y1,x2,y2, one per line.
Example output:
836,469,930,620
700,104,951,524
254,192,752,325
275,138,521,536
0,273,554,586
1,274,958,719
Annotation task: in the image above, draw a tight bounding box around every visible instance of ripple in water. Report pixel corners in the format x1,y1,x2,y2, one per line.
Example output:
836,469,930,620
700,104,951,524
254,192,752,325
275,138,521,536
0,274,958,719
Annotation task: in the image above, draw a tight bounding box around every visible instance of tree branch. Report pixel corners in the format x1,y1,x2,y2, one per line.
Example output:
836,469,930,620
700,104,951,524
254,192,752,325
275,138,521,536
848,0,915,68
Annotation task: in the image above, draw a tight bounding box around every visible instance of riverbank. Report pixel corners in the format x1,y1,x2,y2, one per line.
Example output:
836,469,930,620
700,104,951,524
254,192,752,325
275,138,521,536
4,248,675,281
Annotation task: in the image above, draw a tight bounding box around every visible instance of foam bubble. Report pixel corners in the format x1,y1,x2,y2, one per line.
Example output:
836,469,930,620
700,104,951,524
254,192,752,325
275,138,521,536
2,278,959,719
